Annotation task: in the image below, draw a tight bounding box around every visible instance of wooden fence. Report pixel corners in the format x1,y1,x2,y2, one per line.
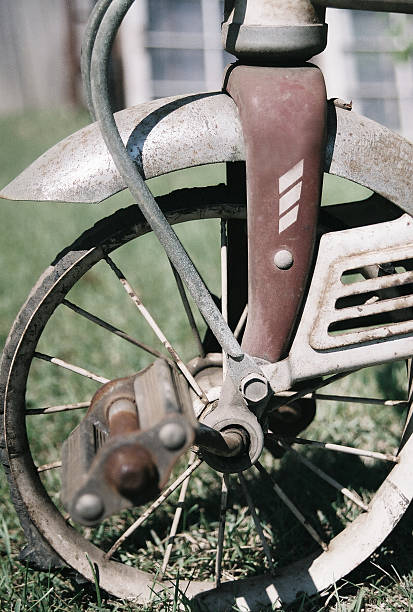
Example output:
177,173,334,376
0,0,91,113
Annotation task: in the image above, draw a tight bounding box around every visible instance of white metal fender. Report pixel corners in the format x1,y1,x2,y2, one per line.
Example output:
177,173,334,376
1,93,413,215
0,93,243,204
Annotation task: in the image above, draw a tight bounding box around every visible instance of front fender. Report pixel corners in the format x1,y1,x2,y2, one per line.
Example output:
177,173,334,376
0,93,244,204
1,94,413,217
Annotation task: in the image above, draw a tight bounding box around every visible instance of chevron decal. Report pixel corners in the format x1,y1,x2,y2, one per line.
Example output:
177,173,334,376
278,159,304,233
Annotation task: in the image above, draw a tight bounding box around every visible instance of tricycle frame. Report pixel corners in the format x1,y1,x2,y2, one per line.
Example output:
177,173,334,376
2,0,413,609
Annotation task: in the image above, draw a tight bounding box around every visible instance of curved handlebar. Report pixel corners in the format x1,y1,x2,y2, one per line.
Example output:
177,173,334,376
315,0,413,12
224,0,413,14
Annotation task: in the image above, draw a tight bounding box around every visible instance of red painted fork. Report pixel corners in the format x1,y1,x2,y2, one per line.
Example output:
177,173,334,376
225,65,326,363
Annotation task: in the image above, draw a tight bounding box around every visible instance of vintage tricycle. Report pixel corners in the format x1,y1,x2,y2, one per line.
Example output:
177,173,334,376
2,0,413,609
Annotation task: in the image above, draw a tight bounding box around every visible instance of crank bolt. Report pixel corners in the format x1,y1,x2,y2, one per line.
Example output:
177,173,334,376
240,373,269,405
274,249,294,270
74,492,104,522
159,422,187,450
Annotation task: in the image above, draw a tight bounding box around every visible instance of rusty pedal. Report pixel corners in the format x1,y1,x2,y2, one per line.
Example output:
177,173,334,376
61,359,196,526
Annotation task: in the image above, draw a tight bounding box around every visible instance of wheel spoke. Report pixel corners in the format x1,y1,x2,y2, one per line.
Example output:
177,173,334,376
37,460,62,473
34,352,109,384
400,361,413,453
215,473,230,588
104,458,202,560
256,462,328,551
274,436,399,463
160,453,196,577
62,299,169,362
233,304,248,340
238,472,274,571
170,265,205,358
275,390,407,408
275,370,359,409
105,256,208,405
279,442,369,511
221,219,228,379
26,401,90,415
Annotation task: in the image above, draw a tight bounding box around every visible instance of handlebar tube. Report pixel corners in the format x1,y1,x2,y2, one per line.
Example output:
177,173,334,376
223,0,413,61
315,0,413,12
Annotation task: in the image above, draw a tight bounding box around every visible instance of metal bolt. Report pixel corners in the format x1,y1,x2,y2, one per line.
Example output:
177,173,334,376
159,422,187,450
240,373,269,405
74,492,104,521
274,249,294,270
333,98,352,111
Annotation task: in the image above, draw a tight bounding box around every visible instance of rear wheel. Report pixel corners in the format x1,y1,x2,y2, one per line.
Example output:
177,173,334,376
1,183,412,610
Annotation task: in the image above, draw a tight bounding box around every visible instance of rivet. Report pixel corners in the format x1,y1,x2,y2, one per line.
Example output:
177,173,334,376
159,422,187,450
74,493,104,521
274,249,294,270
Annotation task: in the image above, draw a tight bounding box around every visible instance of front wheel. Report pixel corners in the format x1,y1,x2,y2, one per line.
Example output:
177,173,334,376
1,183,413,610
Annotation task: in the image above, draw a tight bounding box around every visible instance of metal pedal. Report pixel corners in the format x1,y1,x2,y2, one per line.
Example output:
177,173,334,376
61,359,195,526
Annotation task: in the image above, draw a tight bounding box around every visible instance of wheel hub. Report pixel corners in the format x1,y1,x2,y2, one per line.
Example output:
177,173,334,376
188,354,265,473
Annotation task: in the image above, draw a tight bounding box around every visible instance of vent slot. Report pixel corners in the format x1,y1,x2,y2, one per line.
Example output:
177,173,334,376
340,258,413,285
328,305,413,336
303,216,413,360
331,257,413,339
310,248,413,350
335,282,413,310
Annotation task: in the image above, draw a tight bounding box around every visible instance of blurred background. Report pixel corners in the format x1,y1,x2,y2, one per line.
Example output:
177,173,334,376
1,1,413,136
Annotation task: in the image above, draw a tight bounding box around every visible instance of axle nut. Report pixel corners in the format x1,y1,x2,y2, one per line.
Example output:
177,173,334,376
74,492,104,522
240,373,269,405
159,422,187,450
274,249,294,270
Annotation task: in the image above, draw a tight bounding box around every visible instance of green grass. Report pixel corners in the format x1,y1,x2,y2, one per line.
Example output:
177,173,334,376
1,109,413,611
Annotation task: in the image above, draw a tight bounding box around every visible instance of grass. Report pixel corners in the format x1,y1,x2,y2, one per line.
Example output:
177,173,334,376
1,108,413,611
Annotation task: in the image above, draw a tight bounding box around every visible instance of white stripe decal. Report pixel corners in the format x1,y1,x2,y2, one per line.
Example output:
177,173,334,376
278,159,304,234
279,204,299,233
279,181,302,215
265,584,281,608
235,596,251,611
279,159,304,194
